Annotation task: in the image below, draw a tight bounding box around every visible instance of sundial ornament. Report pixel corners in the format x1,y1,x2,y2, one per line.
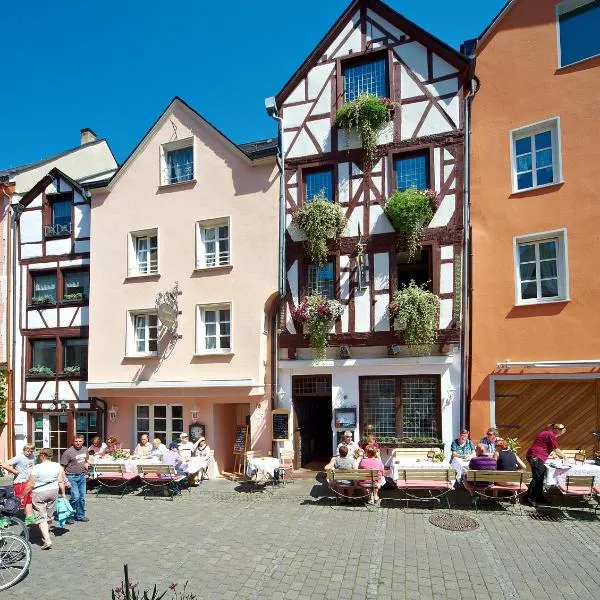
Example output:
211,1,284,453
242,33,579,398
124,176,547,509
155,281,182,338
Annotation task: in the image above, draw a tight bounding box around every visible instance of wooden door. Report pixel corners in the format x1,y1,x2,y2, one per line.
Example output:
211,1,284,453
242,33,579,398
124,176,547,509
495,379,600,457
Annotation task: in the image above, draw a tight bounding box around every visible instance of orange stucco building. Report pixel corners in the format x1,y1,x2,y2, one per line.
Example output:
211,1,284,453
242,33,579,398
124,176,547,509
468,0,600,456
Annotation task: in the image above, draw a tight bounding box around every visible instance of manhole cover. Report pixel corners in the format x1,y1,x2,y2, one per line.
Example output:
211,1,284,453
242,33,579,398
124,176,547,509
429,514,479,531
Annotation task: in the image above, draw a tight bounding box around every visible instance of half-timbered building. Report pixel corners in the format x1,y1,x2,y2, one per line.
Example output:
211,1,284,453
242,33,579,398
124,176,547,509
273,0,469,466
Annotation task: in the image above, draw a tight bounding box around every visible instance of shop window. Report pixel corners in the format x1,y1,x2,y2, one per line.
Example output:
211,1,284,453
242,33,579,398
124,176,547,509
136,405,184,444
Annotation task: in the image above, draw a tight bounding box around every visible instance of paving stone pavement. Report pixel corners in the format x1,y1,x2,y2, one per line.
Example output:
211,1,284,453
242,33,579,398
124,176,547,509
1,478,600,599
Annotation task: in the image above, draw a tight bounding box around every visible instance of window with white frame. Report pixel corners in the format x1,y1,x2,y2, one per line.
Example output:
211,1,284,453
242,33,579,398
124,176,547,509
196,219,230,268
511,119,561,192
196,305,231,353
129,312,159,355
136,405,183,444
161,139,194,185
557,0,600,67
514,230,568,304
128,230,158,276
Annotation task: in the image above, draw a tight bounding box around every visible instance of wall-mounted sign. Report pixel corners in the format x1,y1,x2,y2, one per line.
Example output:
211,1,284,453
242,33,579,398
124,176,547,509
334,407,357,429
155,281,182,337
189,422,206,442
272,409,290,441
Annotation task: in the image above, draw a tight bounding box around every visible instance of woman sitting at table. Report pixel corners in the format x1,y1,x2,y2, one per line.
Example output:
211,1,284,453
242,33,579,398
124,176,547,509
106,436,119,455
469,444,498,471
88,436,108,457
451,429,476,460
496,439,526,471
358,445,385,504
324,445,357,501
151,438,168,460
359,434,380,457
162,442,186,474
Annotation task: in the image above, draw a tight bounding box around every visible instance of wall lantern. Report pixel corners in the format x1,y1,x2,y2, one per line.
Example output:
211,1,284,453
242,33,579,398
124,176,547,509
191,406,199,421
276,387,286,404
108,405,119,422
59,400,68,412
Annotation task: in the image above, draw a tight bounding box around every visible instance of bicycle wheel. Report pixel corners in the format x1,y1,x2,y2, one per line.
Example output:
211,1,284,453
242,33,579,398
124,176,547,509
0,534,31,590
1,517,29,542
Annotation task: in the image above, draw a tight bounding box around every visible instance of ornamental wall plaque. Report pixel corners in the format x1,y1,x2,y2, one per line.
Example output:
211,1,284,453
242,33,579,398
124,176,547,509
155,281,182,337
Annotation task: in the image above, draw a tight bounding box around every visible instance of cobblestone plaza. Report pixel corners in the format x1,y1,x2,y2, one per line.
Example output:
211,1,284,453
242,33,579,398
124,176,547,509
3,479,600,600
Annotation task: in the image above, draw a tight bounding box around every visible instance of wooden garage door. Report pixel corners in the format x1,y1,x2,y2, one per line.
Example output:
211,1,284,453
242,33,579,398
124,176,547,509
495,380,600,458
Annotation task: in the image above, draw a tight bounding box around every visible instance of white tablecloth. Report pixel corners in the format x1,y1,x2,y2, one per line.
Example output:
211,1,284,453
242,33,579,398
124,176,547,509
450,457,471,483
391,460,452,480
545,460,600,487
246,457,280,479
92,456,207,475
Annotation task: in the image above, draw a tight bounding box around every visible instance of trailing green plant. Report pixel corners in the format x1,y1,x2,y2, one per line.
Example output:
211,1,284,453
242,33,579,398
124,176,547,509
335,94,394,164
292,193,347,265
384,188,436,259
360,435,442,447
0,367,7,424
32,295,55,305
389,281,440,356
505,437,520,453
63,365,81,375
452,252,462,323
28,365,54,376
291,295,344,360
433,451,446,463
63,292,83,301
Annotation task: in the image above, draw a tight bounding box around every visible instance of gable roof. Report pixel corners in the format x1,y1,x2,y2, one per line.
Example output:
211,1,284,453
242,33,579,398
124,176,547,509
108,97,276,190
19,167,86,208
276,0,469,105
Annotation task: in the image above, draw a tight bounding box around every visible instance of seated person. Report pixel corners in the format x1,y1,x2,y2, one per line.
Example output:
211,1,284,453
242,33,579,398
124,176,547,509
133,434,153,458
88,435,108,457
106,436,119,455
178,432,195,460
451,429,476,460
324,445,357,499
337,431,361,460
358,445,385,504
469,445,498,471
193,437,211,459
479,428,499,456
161,442,186,474
496,439,526,471
151,438,168,459
359,434,380,456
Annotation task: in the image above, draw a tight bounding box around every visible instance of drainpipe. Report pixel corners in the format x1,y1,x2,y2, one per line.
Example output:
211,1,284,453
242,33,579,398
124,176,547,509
460,68,480,431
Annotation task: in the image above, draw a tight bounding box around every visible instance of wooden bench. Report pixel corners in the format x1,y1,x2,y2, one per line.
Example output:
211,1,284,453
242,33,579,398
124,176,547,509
137,465,188,500
393,469,456,508
557,475,600,513
91,464,139,498
326,469,379,504
464,470,530,512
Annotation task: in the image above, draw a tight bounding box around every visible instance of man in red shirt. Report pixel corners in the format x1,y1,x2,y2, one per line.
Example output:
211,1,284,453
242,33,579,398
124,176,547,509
525,424,566,506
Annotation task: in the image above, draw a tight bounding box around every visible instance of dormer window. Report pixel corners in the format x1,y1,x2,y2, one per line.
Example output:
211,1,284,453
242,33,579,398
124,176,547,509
45,197,72,237
343,57,388,103
161,138,194,185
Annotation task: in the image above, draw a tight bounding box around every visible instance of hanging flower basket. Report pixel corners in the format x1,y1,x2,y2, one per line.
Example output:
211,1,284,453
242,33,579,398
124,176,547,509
335,94,395,165
383,188,437,260
389,281,439,356
291,295,344,360
292,194,347,265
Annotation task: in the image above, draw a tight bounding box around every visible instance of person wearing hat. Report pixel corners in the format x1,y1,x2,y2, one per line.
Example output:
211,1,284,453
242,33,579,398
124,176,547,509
193,436,211,482
525,423,567,506
21,448,66,550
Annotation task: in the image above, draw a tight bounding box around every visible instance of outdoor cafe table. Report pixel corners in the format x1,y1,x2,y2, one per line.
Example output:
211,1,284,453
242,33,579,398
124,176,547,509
246,456,280,481
91,455,207,475
544,460,600,487
391,459,461,486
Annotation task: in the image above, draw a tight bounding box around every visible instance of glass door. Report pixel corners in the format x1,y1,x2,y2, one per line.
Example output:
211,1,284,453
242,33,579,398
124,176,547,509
32,413,69,458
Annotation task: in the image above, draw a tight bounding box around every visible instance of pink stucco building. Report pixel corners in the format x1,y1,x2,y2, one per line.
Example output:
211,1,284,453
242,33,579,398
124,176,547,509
87,98,278,475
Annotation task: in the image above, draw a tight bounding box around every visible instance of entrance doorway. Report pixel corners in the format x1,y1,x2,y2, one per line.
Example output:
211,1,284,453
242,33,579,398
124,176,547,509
292,376,332,469
32,413,69,457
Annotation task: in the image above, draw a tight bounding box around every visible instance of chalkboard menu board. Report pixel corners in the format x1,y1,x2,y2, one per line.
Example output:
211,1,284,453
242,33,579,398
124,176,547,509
272,410,290,441
233,425,248,454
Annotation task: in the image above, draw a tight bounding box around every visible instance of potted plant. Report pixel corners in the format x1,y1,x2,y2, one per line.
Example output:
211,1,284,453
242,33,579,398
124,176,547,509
63,365,81,376
291,295,344,360
31,295,55,306
360,436,443,448
63,292,84,302
28,365,54,376
384,188,437,260
505,438,520,453
336,94,394,165
389,281,440,356
292,193,347,265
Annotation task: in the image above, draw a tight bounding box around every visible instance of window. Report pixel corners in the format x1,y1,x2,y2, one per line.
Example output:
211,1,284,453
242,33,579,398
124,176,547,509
511,119,561,192
304,169,334,202
63,271,89,301
360,376,440,440
197,220,230,268
64,339,88,372
558,0,600,67
128,230,158,276
514,229,569,304
46,199,72,237
161,139,194,185
397,247,432,290
75,412,99,447
395,153,429,191
136,405,183,444
31,340,57,373
343,57,388,102
130,313,159,355
31,272,57,304
197,305,231,353
307,261,335,299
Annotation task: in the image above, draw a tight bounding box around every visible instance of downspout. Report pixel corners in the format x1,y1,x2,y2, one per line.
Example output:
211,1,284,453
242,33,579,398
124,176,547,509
460,69,479,430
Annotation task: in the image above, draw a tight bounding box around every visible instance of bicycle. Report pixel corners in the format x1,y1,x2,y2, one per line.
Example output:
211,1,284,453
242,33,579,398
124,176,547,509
0,498,31,591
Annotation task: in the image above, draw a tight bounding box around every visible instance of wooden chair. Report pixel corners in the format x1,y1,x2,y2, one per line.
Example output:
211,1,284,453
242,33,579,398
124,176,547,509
326,469,379,505
137,464,188,500
394,469,456,509
277,450,295,485
91,464,139,498
557,475,600,513
464,470,529,512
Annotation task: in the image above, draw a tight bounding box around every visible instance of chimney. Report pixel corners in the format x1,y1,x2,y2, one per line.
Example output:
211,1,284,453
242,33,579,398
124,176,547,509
80,128,97,145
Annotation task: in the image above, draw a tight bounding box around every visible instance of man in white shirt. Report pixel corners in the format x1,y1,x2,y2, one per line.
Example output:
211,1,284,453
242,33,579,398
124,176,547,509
133,434,153,458
337,431,360,458
178,433,195,462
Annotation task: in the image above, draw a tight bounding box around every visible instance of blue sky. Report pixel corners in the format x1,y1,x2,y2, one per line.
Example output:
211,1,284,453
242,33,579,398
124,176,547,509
0,0,506,170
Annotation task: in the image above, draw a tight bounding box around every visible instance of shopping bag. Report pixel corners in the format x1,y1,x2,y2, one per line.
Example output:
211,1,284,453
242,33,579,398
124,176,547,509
55,496,75,527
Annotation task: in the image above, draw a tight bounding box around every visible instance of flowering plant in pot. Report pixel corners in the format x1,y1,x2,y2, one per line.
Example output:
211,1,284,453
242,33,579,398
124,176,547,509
292,193,347,265
291,295,344,360
389,281,439,356
336,94,395,165
383,188,437,260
